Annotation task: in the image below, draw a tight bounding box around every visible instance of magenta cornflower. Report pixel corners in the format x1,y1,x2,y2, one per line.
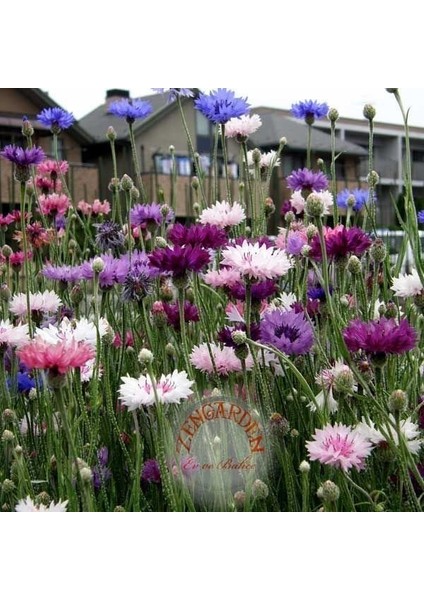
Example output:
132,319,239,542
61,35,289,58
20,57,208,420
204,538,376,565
260,308,314,355
163,301,199,330
149,245,210,278
17,337,95,375
287,168,328,192
306,423,374,472
167,223,228,249
343,317,417,358
310,225,372,261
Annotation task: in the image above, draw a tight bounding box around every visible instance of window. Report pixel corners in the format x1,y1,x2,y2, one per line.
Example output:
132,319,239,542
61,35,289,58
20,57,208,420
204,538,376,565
153,154,193,176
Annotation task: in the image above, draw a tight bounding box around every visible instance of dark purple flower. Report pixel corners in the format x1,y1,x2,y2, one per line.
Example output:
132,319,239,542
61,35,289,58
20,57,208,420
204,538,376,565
149,245,210,278
418,210,424,224
0,144,45,167
37,107,74,131
121,267,153,302
55,215,66,230
108,98,153,123
92,447,112,490
310,225,372,261
163,301,199,330
168,223,228,249
130,202,172,230
153,88,194,102
195,88,250,124
280,200,296,217
291,100,329,123
287,168,328,192
343,318,417,357
218,323,260,347
141,459,161,485
307,284,333,301
94,220,125,252
260,308,314,355
41,264,84,285
229,280,277,301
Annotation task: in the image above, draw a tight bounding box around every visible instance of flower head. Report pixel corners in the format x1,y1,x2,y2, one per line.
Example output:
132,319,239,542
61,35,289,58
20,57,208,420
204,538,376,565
310,225,372,261
343,317,417,357
306,423,374,471
141,459,161,484
287,168,328,192
37,107,75,132
291,100,329,124
17,336,95,375
15,496,68,512
38,193,70,218
190,343,253,375
195,88,250,124
41,264,84,285
337,188,372,212
94,220,125,252
199,200,245,229
149,245,210,278
9,290,62,319
224,114,262,141
163,301,199,330
221,240,292,281
0,145,45,180
152,88,194,102
418,210,424,224
130,202,174,230
357,417,423,455
168,223,228,249
108,98,153,123
391,269,424,298
260,308,314,355
0,320,29,348
119,370,194,410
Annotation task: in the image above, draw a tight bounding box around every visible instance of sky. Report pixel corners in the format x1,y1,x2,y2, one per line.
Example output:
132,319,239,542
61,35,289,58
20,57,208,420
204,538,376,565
39,86,424,127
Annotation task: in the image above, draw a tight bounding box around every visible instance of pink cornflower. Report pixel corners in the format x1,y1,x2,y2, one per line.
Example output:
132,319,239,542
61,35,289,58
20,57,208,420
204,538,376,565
0,214,15,227
37,159,69,177
190,342,253,375
306,423,374,472
78,199,111,216
8,251,32,268
221,240,292,281
199,200,246,229
203,268,242,288
17,337,95,375
39,193,71,217
308,361,356,413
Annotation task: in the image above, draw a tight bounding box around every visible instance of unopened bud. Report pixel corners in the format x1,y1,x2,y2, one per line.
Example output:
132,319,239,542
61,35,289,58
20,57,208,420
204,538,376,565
299,460,311,474
317,480,340,503
106,126,117,141
92,257,105,273
2,479,15,494
1,245,12,258
370,238,387,263
0,284,11,302
138,348,154,366
120,174,134,191
305,193,325,218
169,145,175,153
191,177,199,191
284,210,295,224
231,330,247,345
251,148,262,165
306,224,318,240
234,490,246,509
80,467,93,483
367,171,380,187
347,255,362,275
388,389,407,413
252,479,269,500
130,186,140,202
2,409,16,424
70,284,83,306
328,108,339,122
155,236,167,249
363,104,376,121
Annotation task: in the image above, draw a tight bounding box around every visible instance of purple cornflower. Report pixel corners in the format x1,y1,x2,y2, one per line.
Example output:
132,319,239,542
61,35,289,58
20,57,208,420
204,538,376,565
229,280,277,301
94,220,125,252
121,267,153,302
291,100,329,124
41,264,84,285
343,318,417,358
310,225,372,261
260,308,314,355
168,223,228,249
130,202,174,230
163,301,199,330
286,231,307,256
141,459,161,485
149,245,210,278
307,284,333,301
337,188,372,211
108,98,153,124
0,145,46,182
81,254,129,289
287,168,328,192
152,88,194,102
92,447,112,491
37,107,75,132
218,323,260,347
418,210,424,224
195,88,250,124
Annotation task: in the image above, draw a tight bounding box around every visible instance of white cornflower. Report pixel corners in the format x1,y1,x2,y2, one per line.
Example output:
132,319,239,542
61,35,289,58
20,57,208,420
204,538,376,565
221,240,292,281
0,319,29,348
9,290,62,318
15,496,68,512
119,370,194,411
199,200,246,229
391,269,424,298
357,416,423,455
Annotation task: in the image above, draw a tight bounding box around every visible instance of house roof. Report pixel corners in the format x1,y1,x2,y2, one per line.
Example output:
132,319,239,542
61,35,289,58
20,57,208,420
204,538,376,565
79,92,191,143
249,108,368,156
18,89,94,145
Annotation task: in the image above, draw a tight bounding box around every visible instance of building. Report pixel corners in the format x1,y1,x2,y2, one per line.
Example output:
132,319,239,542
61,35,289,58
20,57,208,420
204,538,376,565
0,88,98,211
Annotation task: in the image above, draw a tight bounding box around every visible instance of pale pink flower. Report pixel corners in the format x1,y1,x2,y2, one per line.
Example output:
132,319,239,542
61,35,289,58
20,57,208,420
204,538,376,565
199,200,246,229
9,291,62,318
190,343,253,375
15,496,68,512
203,268,242,288
308,361,355,413
0,319,29,348
306,423,374,471
78,200,92,215
37,160,69,176
247,150,281,170
92,199,111,215
224,114,262,139
289,191,306,214
119,370,194,411
17,337,95,374
221,240,292,281
80,358,102,382
38,193,71,217
391,269,424,298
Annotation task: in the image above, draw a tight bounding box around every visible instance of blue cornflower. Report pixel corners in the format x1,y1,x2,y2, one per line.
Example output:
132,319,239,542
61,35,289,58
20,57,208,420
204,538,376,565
337,188,372,211
37,107,75,132
418,210,424,224
195,88,250,124
108,98,153,123
7,371,39,395
291,100,329,124
152,88,194,102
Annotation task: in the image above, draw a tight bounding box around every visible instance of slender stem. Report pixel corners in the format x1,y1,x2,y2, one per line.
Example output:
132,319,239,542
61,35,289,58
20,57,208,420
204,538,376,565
128,121,147,202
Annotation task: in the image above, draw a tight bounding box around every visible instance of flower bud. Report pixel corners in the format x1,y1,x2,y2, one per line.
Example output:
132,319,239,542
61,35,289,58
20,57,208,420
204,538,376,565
234,490,246,509
80,467,93,483
106,126,117,141
0,284,11,302
22,117,34,138
252,479,269,500
231,330,247,345
155,236,167,249
108,177,121,192
333,368,355,394
317,480,340,503
191,177,199,191
299,460,310,474
306,224,318,240
367,170,380,187
347,255,362,275
130,186,140,202
388,389,407,413
370,238,387,263
251,148,262,165
2,409,16,424
120,174,134,191
363,104,376,121
169,144,175,153
305,193,325,218
70,284,84,306
328,107,339,122
138,348,154,366
1,245,12,258
1,430,15,443
2,479,15,493
284,210,295,224
92,257,105,273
